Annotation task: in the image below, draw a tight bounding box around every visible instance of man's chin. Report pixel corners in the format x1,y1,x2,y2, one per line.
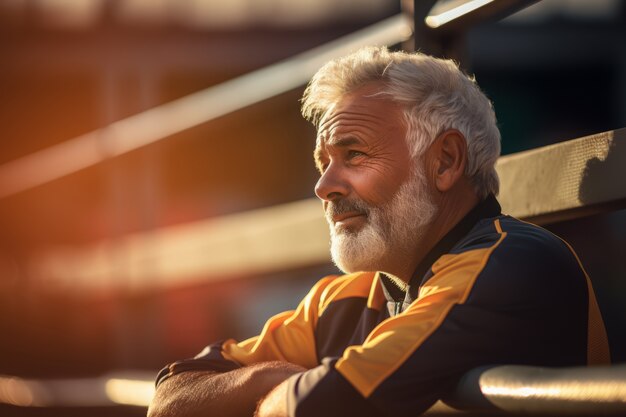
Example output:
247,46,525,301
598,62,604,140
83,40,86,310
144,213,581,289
330,239,384,273
332,257,371,274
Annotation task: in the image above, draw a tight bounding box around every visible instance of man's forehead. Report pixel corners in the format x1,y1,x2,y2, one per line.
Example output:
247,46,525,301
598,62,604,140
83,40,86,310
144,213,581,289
316,95,400,149
315,134,362,154
318,82,388,123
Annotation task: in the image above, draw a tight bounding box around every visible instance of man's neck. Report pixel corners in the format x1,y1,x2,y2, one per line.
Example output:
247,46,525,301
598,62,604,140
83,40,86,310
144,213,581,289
386,186,479,283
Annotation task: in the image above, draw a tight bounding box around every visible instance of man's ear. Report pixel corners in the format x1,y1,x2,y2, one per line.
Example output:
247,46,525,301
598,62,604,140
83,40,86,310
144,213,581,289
430,129,468,192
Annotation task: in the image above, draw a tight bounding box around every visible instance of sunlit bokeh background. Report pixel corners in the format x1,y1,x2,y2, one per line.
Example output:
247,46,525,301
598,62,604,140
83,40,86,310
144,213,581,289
0,1,625,415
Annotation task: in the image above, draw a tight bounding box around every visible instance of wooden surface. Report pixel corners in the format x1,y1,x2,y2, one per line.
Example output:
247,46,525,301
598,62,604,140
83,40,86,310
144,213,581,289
497,128,626,224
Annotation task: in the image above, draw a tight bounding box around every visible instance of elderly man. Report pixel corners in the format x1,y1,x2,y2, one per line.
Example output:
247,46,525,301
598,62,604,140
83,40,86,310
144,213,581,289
148,46,610,417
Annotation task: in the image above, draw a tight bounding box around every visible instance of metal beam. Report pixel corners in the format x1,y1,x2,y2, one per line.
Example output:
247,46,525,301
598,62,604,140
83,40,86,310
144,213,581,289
444,364,626,414
409,0,541,62
424,0,541,34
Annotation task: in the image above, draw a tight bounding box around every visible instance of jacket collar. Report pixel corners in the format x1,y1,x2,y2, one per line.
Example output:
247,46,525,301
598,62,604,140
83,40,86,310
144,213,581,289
380,194,502,305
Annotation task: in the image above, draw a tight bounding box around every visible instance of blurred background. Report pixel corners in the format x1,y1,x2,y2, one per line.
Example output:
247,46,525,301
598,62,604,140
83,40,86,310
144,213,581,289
0,0,625,415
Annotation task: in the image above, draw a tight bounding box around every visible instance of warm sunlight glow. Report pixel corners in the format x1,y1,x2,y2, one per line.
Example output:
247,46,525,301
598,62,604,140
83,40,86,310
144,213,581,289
105,378,155,407
0,14,410,199
0,376,38,407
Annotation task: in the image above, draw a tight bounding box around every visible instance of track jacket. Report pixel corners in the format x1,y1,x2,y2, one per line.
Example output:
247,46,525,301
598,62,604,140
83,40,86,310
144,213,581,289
156,195,610,417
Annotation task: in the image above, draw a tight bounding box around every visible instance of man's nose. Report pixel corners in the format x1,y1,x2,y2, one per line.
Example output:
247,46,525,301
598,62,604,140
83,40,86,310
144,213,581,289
314,164,349,201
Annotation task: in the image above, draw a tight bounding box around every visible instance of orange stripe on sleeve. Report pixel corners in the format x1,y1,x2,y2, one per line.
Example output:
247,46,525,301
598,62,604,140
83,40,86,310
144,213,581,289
222,275,337,369
585,276,611,365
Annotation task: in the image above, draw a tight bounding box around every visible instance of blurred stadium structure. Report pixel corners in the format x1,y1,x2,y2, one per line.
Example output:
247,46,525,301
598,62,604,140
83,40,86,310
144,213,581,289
0,0,625,416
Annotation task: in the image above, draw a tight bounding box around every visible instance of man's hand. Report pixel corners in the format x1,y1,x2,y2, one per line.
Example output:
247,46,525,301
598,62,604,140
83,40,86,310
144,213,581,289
255,378,291,417
148,361,305,417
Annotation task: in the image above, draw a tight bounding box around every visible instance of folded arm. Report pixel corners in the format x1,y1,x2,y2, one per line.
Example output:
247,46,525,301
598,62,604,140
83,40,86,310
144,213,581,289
148,361,305,417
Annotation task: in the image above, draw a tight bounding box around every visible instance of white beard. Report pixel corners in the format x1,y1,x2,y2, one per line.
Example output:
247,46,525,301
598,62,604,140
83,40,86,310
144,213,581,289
327,167,436,274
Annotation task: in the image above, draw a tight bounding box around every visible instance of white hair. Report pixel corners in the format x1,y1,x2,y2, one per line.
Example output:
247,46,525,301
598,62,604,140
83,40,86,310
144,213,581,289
302,46,501,199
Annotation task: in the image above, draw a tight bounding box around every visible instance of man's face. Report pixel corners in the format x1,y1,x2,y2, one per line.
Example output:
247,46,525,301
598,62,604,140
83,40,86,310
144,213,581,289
314,84,436,273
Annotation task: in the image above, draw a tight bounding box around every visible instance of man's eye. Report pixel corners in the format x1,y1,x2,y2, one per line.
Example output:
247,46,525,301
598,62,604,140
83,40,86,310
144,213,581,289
347,150,366,159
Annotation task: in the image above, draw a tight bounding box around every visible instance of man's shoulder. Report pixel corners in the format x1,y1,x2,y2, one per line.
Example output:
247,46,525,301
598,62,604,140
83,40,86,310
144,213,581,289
453,214,572,258
440,214,585,289
493,215,575,261
449,215,587,304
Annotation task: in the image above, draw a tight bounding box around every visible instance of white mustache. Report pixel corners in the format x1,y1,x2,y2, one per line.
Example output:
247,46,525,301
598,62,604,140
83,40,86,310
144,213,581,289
325,198,370,222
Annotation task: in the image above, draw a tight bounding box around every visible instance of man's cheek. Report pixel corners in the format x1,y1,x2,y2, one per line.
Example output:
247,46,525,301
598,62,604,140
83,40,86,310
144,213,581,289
351,178,394,206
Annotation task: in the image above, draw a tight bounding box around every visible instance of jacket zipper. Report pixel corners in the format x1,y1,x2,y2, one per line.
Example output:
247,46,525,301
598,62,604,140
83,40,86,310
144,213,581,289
393,301,403,316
